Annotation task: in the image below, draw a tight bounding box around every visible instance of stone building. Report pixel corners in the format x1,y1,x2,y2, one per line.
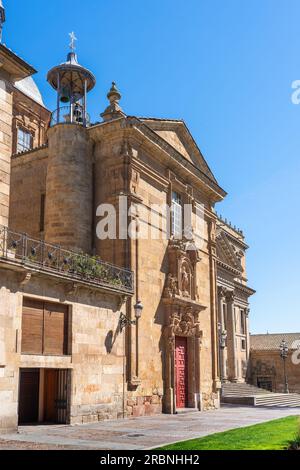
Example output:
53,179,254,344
0,4,255,432
216,218,255,383
0,6,134,432
249,333,300,394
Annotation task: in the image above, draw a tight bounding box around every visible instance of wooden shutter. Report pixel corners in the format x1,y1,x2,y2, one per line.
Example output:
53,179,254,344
44,302,68,355
21,299,44,354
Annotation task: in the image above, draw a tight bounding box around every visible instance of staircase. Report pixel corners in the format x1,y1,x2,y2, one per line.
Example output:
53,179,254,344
221,382,300,408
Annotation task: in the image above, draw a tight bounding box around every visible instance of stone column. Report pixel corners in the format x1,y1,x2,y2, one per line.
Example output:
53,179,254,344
194,326,202,410
245,308,250,360
226,291,238,382
45,124,93,253
217,287,228,382
163,331,175,414
208,219,221,391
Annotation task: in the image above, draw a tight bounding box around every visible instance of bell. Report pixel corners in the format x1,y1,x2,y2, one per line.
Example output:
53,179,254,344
60,86,71,103
73,105,82,118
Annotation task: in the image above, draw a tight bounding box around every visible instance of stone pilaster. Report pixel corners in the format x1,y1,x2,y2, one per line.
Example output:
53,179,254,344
0,74,13,228
245,307,250,360
226,291,238,382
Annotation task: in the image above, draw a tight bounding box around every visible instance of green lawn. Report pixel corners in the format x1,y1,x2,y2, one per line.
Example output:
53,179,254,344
159,416,300,450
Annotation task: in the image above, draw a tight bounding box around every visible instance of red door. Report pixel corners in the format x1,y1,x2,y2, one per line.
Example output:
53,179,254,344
175,336,188,408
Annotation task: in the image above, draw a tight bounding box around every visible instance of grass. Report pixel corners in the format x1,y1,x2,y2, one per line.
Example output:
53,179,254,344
158,416,300,450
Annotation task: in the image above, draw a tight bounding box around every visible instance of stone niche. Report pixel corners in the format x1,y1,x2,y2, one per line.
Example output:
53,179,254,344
163,237,201,301
162,237,207,413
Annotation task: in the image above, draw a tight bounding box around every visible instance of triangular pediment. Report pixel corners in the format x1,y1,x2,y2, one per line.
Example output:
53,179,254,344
139,118,218,184
216,231,242,271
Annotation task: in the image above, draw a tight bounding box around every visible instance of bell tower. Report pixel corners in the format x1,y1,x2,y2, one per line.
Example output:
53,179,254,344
44,35,96,253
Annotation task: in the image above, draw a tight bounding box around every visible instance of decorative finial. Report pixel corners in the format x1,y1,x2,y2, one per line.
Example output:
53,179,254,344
0,1,6,43
69,31,77,52
101,81,125,122
107,82,121,103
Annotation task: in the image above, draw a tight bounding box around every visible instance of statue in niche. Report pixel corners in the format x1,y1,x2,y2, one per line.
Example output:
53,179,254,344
181,265,191,297
164,273,178,297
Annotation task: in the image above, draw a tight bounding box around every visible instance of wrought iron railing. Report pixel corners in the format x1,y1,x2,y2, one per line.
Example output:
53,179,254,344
50,105,91,127
0,226,134,294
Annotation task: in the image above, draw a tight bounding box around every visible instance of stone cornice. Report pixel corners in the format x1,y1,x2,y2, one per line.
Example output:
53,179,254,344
138,117,218,185
216,258,242,276
11,144,48,162
0,258,133,298
234,281,256,297
127,117,226,199
0,43,36,81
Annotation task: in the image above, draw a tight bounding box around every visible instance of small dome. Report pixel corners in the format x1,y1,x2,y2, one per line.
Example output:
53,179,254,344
15,76,45,107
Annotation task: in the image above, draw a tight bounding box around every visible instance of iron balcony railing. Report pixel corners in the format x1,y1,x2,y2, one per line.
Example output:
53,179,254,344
0,226,134,294
50,105,91,127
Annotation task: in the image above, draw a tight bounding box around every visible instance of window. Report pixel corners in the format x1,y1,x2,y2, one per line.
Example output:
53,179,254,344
21,298,69,356
240,310,246,335
40,194,46,232
17,128,32,153
171,191,183,238
241,339,246,350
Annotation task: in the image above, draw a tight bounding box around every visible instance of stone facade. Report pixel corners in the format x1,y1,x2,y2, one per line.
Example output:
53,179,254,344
12,84,50,156
0,262,127,431
0,18,133,433
249,334,300,394
0,44,36,229
9,101,255,417
216,218,255,383
0,7,255,433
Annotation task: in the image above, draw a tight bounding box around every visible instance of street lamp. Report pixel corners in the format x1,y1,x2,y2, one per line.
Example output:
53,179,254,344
119,300,143,331
279,339,289,394
134,300,144,320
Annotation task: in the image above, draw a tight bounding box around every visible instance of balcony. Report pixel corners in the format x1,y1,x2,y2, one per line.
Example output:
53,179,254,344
50,104,91,127
0,226,134,295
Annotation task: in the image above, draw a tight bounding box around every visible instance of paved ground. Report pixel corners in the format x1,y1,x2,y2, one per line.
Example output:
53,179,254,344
0,405,299,450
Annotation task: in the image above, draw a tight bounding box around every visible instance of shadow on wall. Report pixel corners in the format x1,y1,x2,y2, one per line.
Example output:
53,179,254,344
105,322,122,354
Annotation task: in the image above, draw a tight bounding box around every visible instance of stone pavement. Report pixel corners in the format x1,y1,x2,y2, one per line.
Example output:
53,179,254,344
0,405,299,450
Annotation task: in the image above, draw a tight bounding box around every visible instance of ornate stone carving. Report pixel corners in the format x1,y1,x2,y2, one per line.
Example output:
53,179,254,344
164,273,178,298
169,307,201,338
217,285,227,300
181,265,190,297
225,290,235,303
164,237,200,301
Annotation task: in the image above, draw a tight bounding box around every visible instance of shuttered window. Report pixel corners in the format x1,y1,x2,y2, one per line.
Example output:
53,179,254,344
21,299,69,356
44,303,68,355
22,299,44,355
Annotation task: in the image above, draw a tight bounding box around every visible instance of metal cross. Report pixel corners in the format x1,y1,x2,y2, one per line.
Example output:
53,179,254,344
69,31,77,51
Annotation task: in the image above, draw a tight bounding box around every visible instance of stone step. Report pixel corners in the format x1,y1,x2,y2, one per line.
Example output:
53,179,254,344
255,394,300,407
176,408,199,414
222,384,273,397
221,382,300,408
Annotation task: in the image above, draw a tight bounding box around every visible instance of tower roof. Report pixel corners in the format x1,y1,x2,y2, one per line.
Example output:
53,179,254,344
47,51,96,98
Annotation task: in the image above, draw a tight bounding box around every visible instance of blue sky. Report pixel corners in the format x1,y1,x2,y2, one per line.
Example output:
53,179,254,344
5,0,300,333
